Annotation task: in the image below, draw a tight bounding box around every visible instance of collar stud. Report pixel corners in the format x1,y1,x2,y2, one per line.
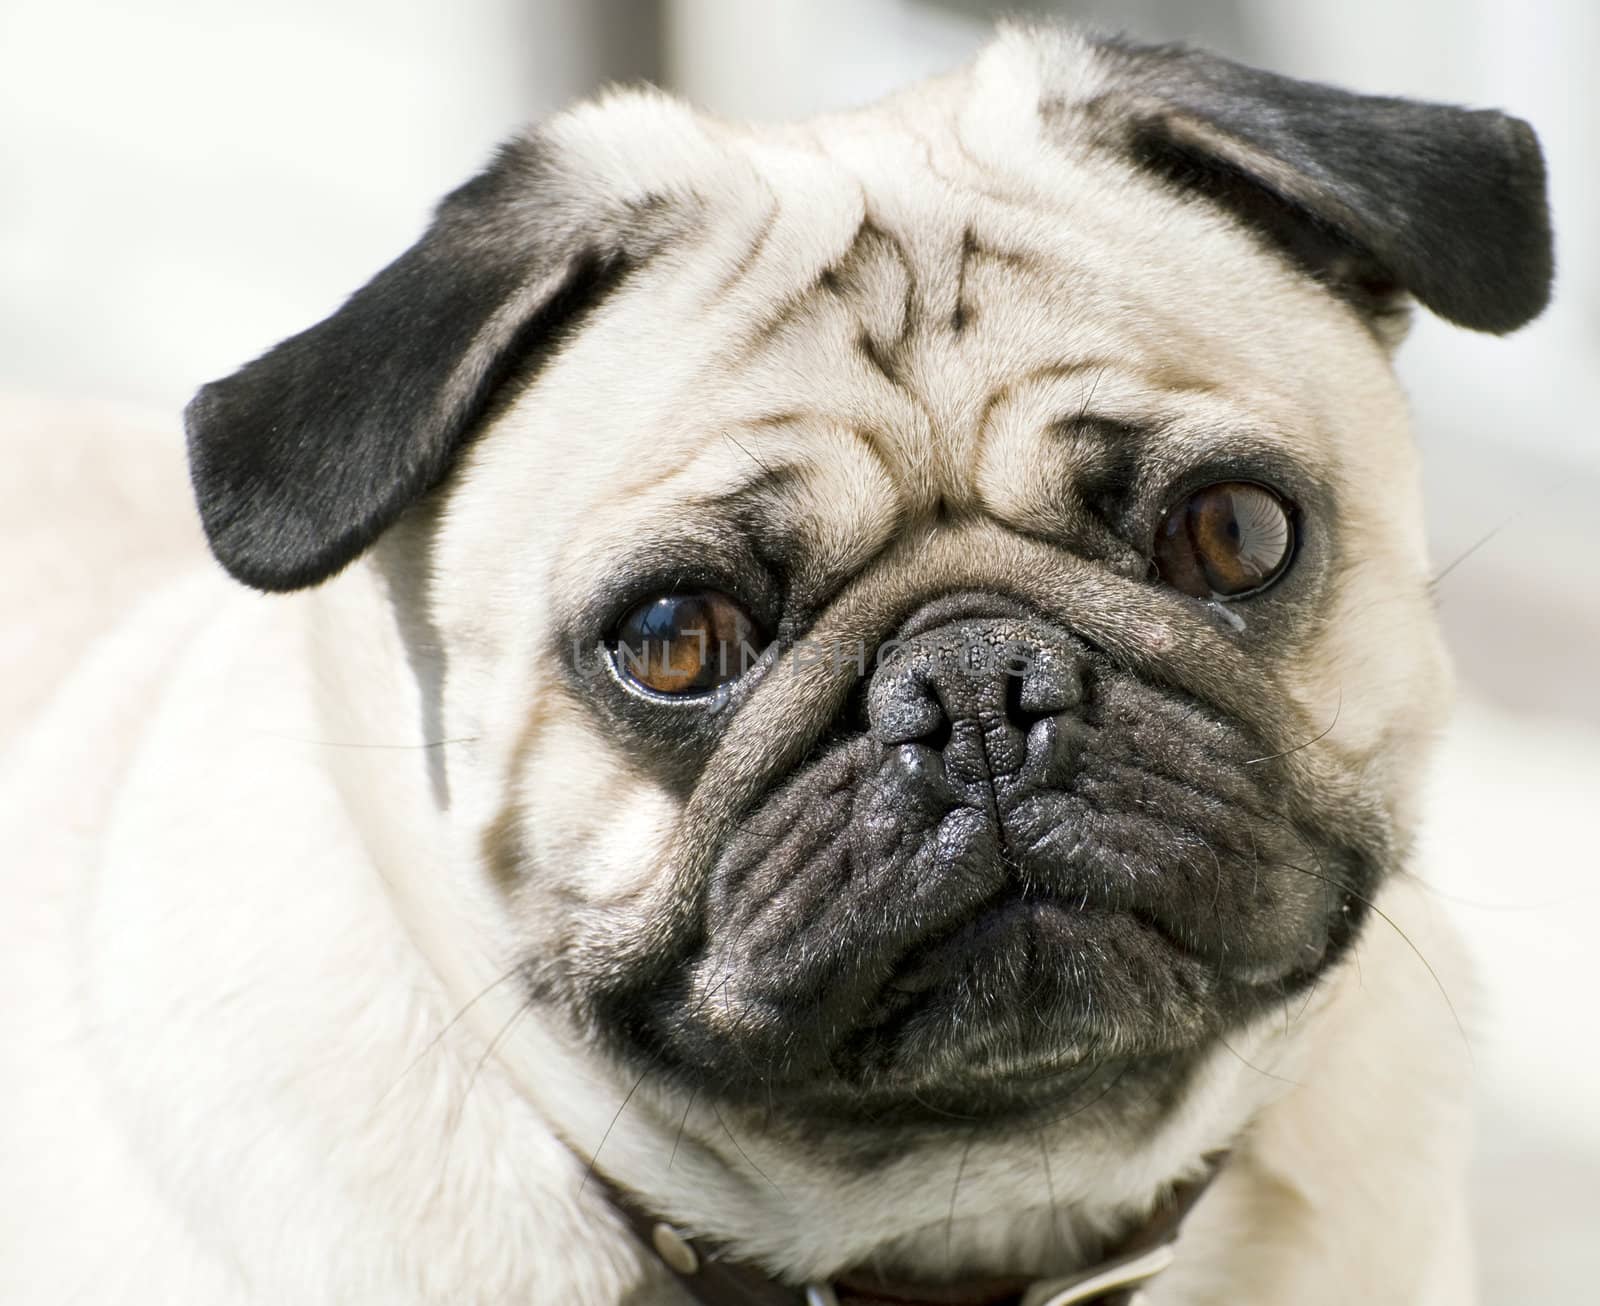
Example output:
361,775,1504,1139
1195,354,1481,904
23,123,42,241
651,1222,701,1276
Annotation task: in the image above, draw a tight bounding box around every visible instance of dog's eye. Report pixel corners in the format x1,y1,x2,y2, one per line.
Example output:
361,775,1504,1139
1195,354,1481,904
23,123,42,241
611,592,759,696
1153,482,1296,599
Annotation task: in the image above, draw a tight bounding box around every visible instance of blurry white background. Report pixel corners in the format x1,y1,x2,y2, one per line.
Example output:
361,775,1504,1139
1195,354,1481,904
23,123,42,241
3,1,1596,1299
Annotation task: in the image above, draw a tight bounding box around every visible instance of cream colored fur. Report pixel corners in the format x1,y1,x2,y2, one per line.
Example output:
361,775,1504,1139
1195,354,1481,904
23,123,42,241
2,29,1478,1305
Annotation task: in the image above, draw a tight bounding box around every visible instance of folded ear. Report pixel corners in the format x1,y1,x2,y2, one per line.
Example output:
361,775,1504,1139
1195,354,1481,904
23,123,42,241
186,137,653,592
1070,34,1553,337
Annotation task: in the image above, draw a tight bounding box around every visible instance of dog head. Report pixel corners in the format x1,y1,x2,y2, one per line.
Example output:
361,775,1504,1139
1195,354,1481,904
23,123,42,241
185,25,1549,1280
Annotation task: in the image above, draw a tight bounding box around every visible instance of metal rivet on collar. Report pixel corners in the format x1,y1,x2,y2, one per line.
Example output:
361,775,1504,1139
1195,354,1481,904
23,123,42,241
803,1287,841,1306
650,1222,700,1276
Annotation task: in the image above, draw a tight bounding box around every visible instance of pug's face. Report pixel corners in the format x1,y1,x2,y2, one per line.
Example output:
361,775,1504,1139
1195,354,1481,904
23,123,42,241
187,32,1549,1165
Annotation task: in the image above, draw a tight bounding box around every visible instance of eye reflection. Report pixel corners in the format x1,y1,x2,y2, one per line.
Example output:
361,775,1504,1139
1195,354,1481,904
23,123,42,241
611,591,760,696
1153,482,1296,599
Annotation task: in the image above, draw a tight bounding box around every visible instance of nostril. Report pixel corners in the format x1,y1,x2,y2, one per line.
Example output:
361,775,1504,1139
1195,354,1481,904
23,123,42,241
922,713,954,753
870,687,952,748
868,661,954,747
1003,671,1032,731
1001,670,1063,735
838,677,873,736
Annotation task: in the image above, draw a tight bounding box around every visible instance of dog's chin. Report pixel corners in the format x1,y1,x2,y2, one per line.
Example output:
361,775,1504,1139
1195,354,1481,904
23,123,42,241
806,900,1248,1120
594,893,1321,1132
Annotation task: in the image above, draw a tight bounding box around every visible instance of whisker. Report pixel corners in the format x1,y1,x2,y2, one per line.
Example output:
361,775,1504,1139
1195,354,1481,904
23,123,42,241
722,428,776,478
1429,517,1515,591
373,963,529,1111
1296,978,1320,1022
1245,691,1340,765
1070,365,1108,427
710,1103,784,1197
669,1088,699,1170
1401,871,1558,913
1037,1130,1064,1262
1215,1031,1303,1089
250,728,479,750
945,1131,976,1278
440,998,534,1169
1041,1060,1132,1127
904,1087,982,1121
1274,859,1472,1064
580,1066,652,1197
578,971,741,1193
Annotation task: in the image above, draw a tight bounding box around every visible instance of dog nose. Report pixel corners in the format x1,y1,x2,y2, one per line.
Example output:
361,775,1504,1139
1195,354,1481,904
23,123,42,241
866,618,1083,782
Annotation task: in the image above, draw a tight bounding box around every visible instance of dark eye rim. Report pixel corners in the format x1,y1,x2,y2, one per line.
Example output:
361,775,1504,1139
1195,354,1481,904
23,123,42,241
1150,478,1301,602
605,588,771,704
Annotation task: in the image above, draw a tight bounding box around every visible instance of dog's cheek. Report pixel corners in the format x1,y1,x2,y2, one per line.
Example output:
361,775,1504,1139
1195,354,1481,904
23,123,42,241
1281,535,1452,841
1289,383,1450,755
485,708,684,919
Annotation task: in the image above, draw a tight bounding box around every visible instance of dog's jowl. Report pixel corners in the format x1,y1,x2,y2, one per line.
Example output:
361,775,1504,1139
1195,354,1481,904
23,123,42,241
2,26,1551,1306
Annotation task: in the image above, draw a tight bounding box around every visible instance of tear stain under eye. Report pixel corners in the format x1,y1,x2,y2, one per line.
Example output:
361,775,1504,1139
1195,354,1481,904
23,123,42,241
1206,600,1247,633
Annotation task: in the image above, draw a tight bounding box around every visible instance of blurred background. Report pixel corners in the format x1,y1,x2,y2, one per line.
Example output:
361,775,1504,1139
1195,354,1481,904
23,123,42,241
3,0,1595,1299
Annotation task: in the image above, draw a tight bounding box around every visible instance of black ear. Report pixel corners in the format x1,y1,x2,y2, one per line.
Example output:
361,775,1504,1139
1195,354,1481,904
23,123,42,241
185,138,641,592
1078,36,1553,335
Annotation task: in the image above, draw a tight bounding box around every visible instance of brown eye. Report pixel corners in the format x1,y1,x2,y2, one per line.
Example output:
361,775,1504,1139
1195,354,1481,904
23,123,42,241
1153,482,1296,599
611,591,760,696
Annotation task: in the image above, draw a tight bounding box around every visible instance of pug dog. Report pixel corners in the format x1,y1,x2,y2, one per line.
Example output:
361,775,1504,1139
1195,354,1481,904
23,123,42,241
0,24,1552,1306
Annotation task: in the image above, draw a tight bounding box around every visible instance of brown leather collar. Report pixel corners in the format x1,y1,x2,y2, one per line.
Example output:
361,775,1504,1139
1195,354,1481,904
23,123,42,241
590,1155,1225,1306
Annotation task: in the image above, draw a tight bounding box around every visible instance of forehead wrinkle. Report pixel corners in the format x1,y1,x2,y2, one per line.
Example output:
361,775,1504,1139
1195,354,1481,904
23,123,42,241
713,136,991,511
589,413,907,592
974,360,1111,458
730,90,1365,495
584,438,738,512
976,361,1260,456
706,410,907,508
708,195,782,303
977,427,1143,556
717,163,874,352
692,461,803,512
603,440,902,622
574,417,803,535
708,117,1300,535
836,424,905,499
